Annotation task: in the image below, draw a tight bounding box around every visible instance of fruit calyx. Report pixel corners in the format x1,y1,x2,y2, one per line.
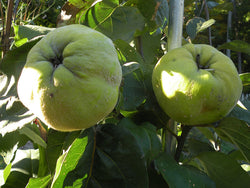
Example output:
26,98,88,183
50,55,63,68
196,54,204,69
195,54,214,72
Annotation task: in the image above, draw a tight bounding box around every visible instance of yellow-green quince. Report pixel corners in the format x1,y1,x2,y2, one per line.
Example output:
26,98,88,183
152,44,242,125
17,24,122,132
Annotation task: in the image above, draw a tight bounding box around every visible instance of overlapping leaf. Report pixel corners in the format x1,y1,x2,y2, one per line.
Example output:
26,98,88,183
218,40,250,55
51,123,150,188
1,149,39,188
13,25,54,47
114,40,146,111
137,0,169,33
229,98,250,124
118,118,162,164
80,1,144,42
213,117,250,163
26,174,51,188
186,17,215,40
0,40,39,135
46,129,81,174
196,151,250,188
155,152,216,188
51,128,93,187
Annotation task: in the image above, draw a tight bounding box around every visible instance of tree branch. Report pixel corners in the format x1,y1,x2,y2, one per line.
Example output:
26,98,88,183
174,125,192,162
167,0,184,50
2,0,14,57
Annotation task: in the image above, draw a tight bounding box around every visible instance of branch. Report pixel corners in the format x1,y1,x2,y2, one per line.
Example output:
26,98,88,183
2,0,14,57
203,0,212,45
167,0,184,50
174,125,192,162
163,0,184,156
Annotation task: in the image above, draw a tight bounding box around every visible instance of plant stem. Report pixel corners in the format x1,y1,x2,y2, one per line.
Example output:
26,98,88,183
203,0,212,45
164,119,177,155
163,0,184,156
134,36,144,60
167,0,184,50
2,0,14,58
174,125,192,162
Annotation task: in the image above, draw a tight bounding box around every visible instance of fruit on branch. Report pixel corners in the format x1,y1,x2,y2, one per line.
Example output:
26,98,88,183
17,24,122,132
152,44,242,125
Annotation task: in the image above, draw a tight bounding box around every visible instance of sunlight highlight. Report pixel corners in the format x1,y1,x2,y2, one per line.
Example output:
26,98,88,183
161,70,185,98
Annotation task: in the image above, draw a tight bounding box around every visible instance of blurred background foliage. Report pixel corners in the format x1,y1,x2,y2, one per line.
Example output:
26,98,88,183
1,0,248,71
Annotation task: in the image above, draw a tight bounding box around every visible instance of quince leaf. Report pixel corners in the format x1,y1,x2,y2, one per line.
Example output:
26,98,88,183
214,117,250,163
196,151,250,188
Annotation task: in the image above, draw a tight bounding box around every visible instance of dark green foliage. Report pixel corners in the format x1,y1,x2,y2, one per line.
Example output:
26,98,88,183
0,0,249,187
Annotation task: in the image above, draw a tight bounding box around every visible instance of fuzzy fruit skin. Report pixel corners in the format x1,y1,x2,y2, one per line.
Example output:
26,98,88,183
152,44,242,125
17,24,122,132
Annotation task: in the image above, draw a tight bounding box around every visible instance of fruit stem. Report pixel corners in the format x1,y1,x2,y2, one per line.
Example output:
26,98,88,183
174,125,192,162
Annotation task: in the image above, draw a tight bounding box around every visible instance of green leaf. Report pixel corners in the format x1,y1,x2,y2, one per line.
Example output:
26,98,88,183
139,32,162,65
122,62,140,76
187,138,215,156
214,2,233,12
0,40,39,135
198,19,215,32
0,163,12,186
121,71,146,111
18,126,47,148
240,73,250,93
195,127,215,143
92,124,148,187
229,98,250,124
118,118,162,163
2,149,39,188
83,3,145,41
68,0,89,9
0,39,39,95
0,133,28,165
46,129,81,174
14,38,29,47
0,97,35,136
186,17,215,40
26,174,51,188
114,39,144,65
114,40,146,111
186,17,205,39
137,0,169,33
53,124,149,187
13,24,54,47
213,117,250,163
240,72,250,86
155,152,216,188
51,128,92,187
217,40,250,54
196,151,250,188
